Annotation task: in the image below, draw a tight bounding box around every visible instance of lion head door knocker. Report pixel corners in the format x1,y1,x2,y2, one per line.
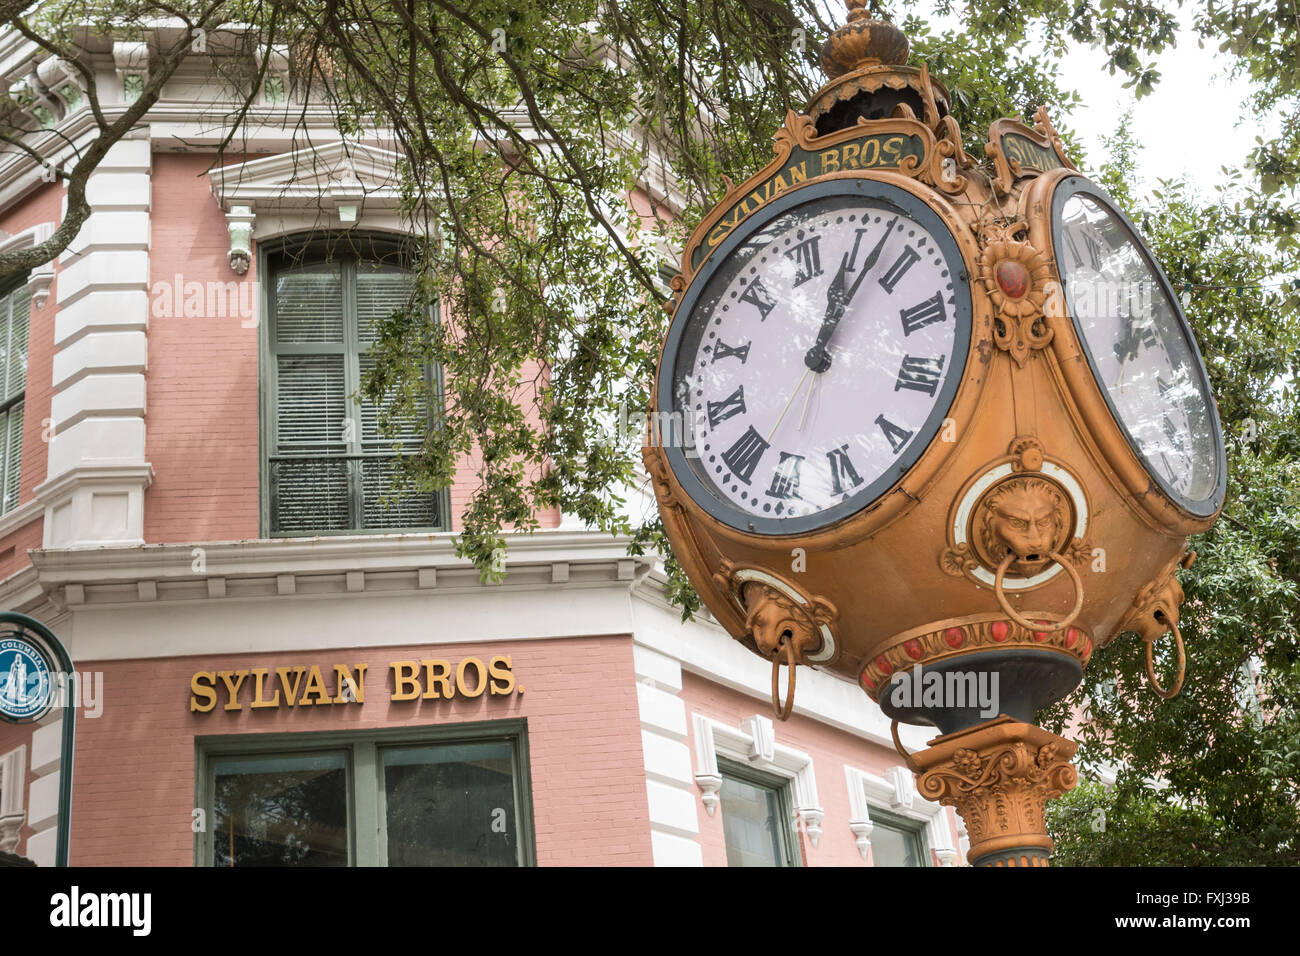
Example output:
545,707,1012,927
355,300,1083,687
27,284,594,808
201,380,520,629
942,439,1091,634
971,476,1083,632
714,562,838,721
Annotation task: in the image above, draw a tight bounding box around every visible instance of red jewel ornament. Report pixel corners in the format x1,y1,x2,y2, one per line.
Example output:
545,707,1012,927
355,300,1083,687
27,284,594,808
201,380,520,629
991,621,1010,642
875,655,894,675
1065,627,1079,648
944,628,965,648
860,673,876,691
904,639,924,660
1033,621,1050,642
995,259,1030,299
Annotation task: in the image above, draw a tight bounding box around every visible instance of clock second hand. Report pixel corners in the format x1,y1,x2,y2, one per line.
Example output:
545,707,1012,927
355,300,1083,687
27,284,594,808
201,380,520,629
798,370,818,431
766,367,812,446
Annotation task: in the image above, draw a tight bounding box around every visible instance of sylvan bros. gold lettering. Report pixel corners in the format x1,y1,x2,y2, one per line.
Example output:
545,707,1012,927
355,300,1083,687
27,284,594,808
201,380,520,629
189,655,520,713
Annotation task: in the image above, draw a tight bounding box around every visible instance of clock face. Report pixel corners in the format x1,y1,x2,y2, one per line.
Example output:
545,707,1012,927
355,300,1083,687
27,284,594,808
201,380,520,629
1051,178,1225,516
658,179,971,535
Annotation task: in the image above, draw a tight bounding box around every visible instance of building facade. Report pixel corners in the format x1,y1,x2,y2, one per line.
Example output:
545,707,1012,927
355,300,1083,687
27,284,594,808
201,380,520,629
0,24,965,867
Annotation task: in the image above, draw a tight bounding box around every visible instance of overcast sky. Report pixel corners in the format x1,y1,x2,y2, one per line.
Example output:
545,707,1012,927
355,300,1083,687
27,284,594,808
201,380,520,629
913,7,1277,198
1053,19,1277,197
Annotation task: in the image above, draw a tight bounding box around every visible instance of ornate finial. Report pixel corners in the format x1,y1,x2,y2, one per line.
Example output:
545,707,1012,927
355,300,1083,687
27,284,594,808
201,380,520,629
819,3,909,78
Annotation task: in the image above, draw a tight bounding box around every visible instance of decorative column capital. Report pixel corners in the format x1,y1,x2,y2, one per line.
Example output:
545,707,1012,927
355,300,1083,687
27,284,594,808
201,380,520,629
908,716,1078,867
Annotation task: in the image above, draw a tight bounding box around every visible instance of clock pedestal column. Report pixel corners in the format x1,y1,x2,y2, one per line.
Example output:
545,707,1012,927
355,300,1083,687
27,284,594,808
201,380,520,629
905,716,1078,866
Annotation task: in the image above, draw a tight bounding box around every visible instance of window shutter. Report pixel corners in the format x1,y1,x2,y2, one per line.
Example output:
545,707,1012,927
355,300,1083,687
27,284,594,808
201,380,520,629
276,355,347,454
272,355,348,533
356,264,412,346
1,401,21,514
361,456,439,530
274,265,344,345
5,293,28,399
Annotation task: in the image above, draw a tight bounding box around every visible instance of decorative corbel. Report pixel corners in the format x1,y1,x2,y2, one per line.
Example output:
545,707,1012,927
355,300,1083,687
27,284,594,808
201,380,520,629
848,817,874,860
798,806,825,849
254,44,291,105
35,57,85,115
28,260,54,310
114,41,150,105
8,73,60,129
226,204,255,275
695,771,722,817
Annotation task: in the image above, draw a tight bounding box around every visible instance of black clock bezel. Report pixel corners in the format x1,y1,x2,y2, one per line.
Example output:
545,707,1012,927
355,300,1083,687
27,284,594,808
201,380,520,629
657,176,973,536
1049,176,1227,518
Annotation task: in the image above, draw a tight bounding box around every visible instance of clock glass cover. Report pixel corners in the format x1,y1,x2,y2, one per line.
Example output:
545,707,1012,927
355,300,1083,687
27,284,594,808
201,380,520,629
1051,178,1224,515
658,179,971,535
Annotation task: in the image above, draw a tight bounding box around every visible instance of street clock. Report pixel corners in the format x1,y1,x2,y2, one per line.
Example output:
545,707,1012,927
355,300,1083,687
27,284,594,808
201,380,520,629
643,2,1225,867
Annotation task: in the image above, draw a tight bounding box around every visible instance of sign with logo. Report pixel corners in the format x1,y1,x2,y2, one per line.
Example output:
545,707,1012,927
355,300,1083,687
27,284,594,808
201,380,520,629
0,636,54,723
985,109,1079,193
681,111,959,275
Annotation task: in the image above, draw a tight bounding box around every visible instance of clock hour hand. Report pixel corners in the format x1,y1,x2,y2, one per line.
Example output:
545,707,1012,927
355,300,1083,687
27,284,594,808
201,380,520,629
804,216,898,372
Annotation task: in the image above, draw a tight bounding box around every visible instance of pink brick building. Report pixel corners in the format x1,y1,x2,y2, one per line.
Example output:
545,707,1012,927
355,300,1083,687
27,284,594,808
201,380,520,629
0,25,963,867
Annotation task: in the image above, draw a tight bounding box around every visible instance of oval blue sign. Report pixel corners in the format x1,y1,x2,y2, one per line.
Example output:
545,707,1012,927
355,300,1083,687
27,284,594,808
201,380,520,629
0,637,53,722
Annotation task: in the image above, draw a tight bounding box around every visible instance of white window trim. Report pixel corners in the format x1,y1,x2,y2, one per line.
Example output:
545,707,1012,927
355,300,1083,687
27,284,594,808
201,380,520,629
0,743,26,855
845,764,959,866
0,222,56,310
691,712,824,849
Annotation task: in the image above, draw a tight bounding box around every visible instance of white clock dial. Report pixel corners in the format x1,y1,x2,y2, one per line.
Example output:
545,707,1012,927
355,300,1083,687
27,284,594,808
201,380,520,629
660,182,971,534
1052,180,1224,513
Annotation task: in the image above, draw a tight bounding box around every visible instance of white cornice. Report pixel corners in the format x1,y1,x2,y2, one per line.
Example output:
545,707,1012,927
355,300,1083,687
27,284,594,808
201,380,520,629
209,140,404,213
0,498,41,543
28,529,650,607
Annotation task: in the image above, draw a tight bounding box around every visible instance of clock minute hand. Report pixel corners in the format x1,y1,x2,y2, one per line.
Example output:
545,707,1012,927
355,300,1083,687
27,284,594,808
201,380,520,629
804,216,898,373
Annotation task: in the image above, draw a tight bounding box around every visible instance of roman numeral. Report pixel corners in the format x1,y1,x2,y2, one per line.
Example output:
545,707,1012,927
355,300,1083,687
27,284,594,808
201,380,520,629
826,445,864,496
878,246,922,294
720,425,769,485
1082,232,1103,270
787,235,823,286
899,292,947,335
1161,415,1185,450
765,452,804,500
894,355,945,397
875,415,913,454
739,278,777,320
712,340,750,364
843,227,874,271
706,386,747,428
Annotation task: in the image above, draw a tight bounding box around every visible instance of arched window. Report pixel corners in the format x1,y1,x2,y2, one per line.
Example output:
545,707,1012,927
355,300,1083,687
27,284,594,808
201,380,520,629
262,236,447,535
0,282,28,516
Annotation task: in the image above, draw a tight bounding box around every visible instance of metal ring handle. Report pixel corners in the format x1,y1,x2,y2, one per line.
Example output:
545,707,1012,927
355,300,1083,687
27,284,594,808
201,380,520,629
993,550,1084,634
770,637,797,722
1144,615,1186,699
890,719,920,773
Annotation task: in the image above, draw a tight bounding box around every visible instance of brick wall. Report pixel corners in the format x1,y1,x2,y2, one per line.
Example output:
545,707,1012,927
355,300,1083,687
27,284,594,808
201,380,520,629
144,153,261,543
60,634,650,866
0,183,63,577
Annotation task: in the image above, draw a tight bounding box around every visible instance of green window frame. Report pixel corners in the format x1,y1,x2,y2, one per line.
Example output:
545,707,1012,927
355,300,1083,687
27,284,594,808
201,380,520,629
195,719,537,867
259,233,451,536
868,807,930,867
717,758,802,867
0,282,28,516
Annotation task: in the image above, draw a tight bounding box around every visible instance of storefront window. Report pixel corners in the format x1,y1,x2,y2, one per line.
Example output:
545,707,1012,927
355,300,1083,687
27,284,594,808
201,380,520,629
213,752,349,867
382,741,518,866
718,760,800,867
199,721,534,867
